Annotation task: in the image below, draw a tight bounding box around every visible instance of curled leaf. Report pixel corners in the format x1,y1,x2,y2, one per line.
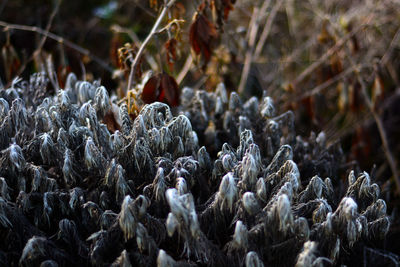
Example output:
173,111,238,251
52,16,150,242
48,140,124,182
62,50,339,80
189,13,218,66
142,73,180,106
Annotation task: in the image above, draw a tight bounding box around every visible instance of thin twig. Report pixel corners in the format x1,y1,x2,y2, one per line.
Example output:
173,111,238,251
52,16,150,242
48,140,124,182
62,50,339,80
6,0,61,84
288,63,368,102
254,0,282,59
176,54,193,85
380,27,400,65
292,15,374,88
238,7,260,95
0,21,113,73
126,0,177,93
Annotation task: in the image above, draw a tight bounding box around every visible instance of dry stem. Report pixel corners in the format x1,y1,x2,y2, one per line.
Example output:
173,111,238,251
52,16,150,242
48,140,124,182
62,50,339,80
126,0,177,94
292,15,373,88
237,7,260,95
0,21,112,74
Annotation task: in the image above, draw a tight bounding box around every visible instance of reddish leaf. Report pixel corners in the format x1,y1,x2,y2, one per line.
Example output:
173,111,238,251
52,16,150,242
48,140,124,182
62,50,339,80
57,65,72,89
142,75,161,103
349,81,363,112
160,73,179,106
149,0,158,10
142,73,180,106
2,43,21,81
103,111,120,133
110,34,123,68
301,96,316,123
164,38,177,72
222,0,234,20
351,126,371,161
189,13,218,65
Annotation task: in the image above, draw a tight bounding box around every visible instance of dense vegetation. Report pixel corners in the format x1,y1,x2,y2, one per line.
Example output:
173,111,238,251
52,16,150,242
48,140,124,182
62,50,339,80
0,0,399,265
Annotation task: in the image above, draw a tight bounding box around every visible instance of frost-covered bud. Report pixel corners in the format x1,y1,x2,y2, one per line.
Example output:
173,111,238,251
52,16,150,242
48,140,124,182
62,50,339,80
363,199,387,220
312,200,332,224
245,251,264,267
134,195,149,219
84,137,102,171
316,131,326,147
299,176,324,203
115,165,130,202
119,196,136,240
112,250,131,267
216,83,228,104
99,210,117,230
154,168,167,202
0,98,9,122
260,96,275,118
222,153,236,172
197,146,211,171
5,143,25,173
94,86,110,117
229,92,241,111
273,194,294,233
218,172,238,212
39,133,56,165
242,154,259,189
265,145,293,176
58,90,70,111
233,220,248,248
295,241,317,267
63,149,77,187
176,177,188,195
119,103,132,136
166,212,179,237
165,189,187,224
157,249,176,267
278,160,300,192
77,81,95,104
348,170,356,185
242,192,260,215
135,222,149,252
256,178,267,202
294,217,310,241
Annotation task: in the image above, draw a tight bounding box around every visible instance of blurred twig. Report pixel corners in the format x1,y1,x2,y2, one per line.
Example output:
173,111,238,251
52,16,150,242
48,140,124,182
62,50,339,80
3,0,61,86
238,7,260,95
289,63,368,102
254,0,282,59
0,21,113,74
292,15,374,88
177,54,193,85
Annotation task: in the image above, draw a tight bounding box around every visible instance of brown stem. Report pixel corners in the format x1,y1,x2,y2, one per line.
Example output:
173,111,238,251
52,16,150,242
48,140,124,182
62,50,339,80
126,0,177,94
0,21,113,75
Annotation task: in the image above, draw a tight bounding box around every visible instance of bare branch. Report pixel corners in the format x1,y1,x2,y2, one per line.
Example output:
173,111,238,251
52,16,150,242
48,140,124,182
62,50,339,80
176,55,193,85
0,21,113,74
292,15,374,88
254,0,282,59
126,0,177,94
238,7,260,95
